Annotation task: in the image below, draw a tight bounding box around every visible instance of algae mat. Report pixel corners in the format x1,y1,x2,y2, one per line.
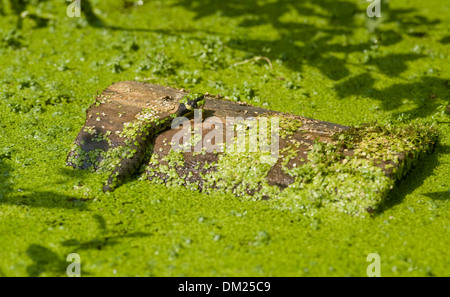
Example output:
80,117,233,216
68,81,437,216
0,0,449,276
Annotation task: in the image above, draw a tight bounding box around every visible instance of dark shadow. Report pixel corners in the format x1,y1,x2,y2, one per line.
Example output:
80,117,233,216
422,191,450,201
2,0,52,29
386,9,440,27
441,36,450,44
174,0,366,79
1,150,90,210
55,166,95,186
4,0,439,91
25,215,151,276
366,53,426,77
0,158,12,201
26,244,68,277
9,0,28,29
375,29,403,46
61,231,151,251
3,0,101,29
81,0,104,27
93,214,107,230
61,214,152,252
377,143,450,213
335,74,449,120
169,0,445,119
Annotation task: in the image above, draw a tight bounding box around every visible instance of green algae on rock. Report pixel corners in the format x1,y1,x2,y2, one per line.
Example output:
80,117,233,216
145,119,438,216
67,82,438,216
66,81,204,191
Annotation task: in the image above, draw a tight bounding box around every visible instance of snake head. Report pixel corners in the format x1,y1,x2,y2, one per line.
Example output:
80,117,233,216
176,93,205,116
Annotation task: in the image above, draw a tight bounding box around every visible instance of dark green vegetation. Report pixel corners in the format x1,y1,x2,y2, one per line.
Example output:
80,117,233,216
0,0,449,276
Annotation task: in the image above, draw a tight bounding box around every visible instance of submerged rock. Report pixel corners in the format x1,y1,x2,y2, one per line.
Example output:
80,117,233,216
66,81,204,191
67,81,438,215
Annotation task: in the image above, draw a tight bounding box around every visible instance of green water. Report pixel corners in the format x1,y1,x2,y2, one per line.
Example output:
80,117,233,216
0,0,448,276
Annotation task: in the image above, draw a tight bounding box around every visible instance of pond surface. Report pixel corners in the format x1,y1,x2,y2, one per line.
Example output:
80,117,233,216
0,0,448,276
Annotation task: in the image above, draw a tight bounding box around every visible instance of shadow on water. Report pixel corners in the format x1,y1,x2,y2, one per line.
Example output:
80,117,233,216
61,214,152,252
422,191,450,201
6,0,447,116
171,0,371,79
1,0,52,29
335,74,450,120
6,0,442,82
0,157,95,210
0,157,92,210
0,158,12,201
0,189,91,210
1,0,153,31
2,0,447,214
377,143,450,214
171,1,438,71
170,0,447,119
56,0,447,122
